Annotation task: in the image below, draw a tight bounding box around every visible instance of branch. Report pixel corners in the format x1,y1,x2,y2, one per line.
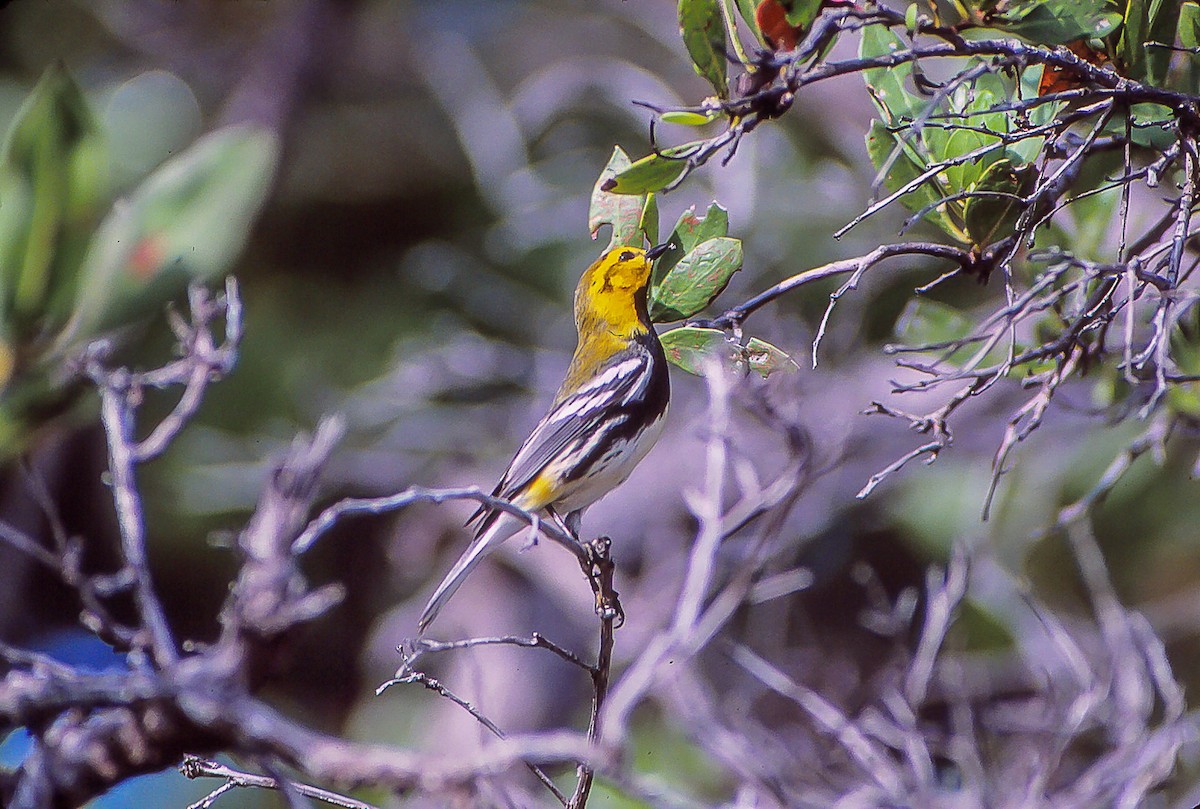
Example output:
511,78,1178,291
182,757,378,809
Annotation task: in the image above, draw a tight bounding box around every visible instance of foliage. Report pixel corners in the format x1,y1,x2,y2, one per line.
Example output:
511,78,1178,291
2,2,1200,808
0,65,277,458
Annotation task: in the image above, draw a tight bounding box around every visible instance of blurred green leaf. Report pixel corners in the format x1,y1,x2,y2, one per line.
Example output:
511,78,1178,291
679,0,729,98
660,326,738,374
905,2,920,30
745,336,797,377
962,158,1033,248
1127,102,1175,148
1119,0,1183,86
895,297,974,347
650,236,742,322
603,142,702,195
732,0,764,42
103,71,201,187
950,598,1016,651
659,109,719,126
0,64,106,335
990,0,1121,44
865,121,966,243
781,0,822,27
1181,2,1200,50
639,193,659,246
861,24,922,121
590,146,645,249
57,125,278,349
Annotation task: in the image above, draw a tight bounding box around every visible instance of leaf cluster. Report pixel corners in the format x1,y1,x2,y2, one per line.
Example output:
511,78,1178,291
0,66,278,456
589,146,793,378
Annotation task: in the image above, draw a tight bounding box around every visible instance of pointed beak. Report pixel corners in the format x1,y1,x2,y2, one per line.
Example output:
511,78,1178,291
645,242,673,260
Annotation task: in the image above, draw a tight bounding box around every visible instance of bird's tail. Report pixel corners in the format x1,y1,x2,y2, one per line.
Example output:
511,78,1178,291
418,513,524,633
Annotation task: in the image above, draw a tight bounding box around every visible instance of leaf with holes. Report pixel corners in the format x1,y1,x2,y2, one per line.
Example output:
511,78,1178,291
652,202,730,285
589,146,644,248
660,326,740,375
746,337,797,377
650,236,742,322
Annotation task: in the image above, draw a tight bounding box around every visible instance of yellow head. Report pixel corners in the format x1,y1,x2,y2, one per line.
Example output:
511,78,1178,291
573,246,655,339
554,245,666,402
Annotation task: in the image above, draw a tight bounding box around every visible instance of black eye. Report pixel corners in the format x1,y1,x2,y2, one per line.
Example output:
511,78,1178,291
619,251,635,262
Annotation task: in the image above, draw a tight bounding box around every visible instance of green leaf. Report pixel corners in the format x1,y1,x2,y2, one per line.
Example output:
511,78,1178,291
950,598,1016,652
1119,0,1183,86
905,2,920,30
0,64,107,335
1181,1,1200,50
962,158,1033,248
781,0,822,27
745,337,797,377
640,193,660,246
56,125,279,349
860,24,922,121
731,0,765,43
659,326,739,375
679,202,730,253
589,146,644,248
894,298,976,362
679,0,729,98
991,0,1121,44
652,201,730,283
602,142,702,195
865,121,966,243
895,298,974,346
1127,102,1176,148
650,236,742,322
659,110,719,126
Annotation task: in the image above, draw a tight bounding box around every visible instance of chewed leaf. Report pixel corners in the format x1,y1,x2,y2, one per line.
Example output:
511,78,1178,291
675,202,729,254
652,201,729,285
650,236,742,322
589,146,644,248
679,0,729,98
660,326,738,375
603,142,703,195
746,337,797,377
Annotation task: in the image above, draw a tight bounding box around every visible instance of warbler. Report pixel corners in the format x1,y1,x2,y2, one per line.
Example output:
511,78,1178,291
419,243,672,632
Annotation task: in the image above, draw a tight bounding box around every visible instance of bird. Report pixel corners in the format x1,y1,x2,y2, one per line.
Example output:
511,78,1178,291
418,243,672,632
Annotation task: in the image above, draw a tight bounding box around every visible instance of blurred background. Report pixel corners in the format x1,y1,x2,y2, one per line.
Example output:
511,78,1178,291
0,0,1197,806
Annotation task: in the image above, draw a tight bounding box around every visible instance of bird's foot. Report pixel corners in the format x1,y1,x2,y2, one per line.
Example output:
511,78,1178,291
583,536,624,629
